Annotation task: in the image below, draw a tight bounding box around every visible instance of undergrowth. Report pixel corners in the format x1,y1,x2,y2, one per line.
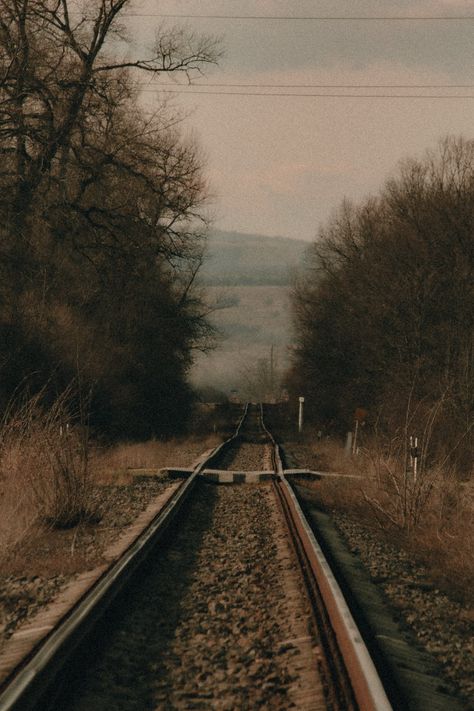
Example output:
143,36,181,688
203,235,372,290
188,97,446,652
304,438,474,604
0,387,97,562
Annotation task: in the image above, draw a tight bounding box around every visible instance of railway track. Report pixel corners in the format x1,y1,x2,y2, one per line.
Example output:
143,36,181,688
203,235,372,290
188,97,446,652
0,404,393,711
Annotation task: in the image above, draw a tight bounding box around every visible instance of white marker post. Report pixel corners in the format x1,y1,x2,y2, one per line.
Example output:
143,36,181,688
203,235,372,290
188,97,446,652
352,408,367,456
298,396,304,434
345,431,353,457
352,419,359,455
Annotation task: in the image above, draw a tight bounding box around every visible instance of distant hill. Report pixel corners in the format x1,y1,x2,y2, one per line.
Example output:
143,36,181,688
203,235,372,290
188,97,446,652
200,230,308,286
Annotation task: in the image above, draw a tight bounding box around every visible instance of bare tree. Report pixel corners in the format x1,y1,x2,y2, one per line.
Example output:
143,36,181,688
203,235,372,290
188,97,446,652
290,136,474,468
0,0,220,230
0,0,222,436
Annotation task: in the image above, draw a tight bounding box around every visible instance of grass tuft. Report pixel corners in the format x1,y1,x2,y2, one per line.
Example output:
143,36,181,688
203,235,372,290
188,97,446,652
302,437,474,604
0,387,97,561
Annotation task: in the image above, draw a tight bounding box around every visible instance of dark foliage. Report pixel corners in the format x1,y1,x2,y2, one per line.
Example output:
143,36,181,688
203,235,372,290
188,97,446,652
289,137,474,469
0,0,220,437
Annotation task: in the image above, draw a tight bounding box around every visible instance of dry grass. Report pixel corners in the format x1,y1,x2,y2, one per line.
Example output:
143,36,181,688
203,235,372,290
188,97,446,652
408,479,474,601
95,434,221,484
307,440,474,603
0,444,39,562
0,390,222,575
0,389,96,563
308,437,368,475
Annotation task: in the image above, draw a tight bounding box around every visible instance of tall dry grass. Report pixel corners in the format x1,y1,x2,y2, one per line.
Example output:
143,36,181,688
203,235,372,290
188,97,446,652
0,388,95,561
307,438,474,603
95,434,221,484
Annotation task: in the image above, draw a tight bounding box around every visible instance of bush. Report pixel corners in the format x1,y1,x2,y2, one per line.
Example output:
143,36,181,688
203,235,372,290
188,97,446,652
310,440,474,602
0,387,97,560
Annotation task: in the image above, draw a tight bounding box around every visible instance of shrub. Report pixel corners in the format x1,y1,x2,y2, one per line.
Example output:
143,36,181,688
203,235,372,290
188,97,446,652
310,440,473,602
0,387,97,560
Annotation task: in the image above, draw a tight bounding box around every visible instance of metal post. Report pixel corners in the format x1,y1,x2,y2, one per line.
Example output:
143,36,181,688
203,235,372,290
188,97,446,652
270,344,274,402
409,435,419,482
352,419,359,455
298,396,304,433
345,431,353,457
413,436,418,483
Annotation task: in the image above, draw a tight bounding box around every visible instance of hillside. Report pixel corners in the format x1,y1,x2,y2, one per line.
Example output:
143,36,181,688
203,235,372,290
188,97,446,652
200,230,308,286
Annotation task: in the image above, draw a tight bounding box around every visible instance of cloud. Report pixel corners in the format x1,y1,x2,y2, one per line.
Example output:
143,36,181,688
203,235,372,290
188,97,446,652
136,2,474,239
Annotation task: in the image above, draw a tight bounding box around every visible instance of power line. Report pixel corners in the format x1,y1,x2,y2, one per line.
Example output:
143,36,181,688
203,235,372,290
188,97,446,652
156,89,474,98
121,14,474,21
140,82,474,90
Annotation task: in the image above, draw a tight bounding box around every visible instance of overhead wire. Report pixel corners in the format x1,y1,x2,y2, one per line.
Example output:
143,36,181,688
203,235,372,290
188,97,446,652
120,14,474,21
139,82,474,89
94,11,474,101
152,90,474,98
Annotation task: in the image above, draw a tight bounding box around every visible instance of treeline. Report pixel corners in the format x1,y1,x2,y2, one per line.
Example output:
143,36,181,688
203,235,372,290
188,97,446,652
0,0,220,437
289,136,473,470
202,271,292,287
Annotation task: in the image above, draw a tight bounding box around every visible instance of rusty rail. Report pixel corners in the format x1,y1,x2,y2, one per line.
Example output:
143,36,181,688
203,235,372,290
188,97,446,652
260,404,393,711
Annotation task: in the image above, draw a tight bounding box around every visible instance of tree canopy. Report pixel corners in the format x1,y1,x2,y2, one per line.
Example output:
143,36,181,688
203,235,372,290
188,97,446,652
289,136,474,469
0,0,221,436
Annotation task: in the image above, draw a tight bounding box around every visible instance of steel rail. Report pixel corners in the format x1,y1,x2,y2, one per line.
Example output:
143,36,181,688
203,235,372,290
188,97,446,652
0,404,250,711
258,402,284,474
260,404,393,711
1,403,393,710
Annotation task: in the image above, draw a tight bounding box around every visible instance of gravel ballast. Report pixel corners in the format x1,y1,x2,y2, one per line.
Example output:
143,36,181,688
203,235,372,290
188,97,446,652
0,477,176,646
332,512,474,708
215,442,271,471
0,438,212,646
55,483,325,711
285,436,474,710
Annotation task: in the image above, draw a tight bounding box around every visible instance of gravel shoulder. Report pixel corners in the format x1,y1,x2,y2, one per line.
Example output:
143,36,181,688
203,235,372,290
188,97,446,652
285,441,474,709
332,511,474,707
0,438,210,648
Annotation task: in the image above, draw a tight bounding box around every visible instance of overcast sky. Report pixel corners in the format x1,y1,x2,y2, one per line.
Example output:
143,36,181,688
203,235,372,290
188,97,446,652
128,0,474,241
